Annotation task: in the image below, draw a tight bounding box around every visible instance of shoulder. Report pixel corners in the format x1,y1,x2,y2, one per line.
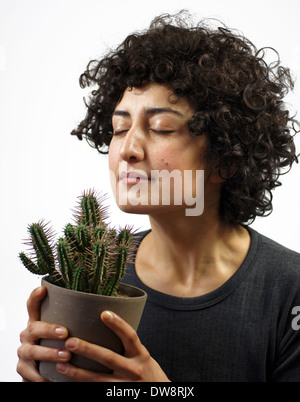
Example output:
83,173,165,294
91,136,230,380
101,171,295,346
133,229,151,242
248,226,300,290
256,228,300,268
126,228,151,270
132,228,151,256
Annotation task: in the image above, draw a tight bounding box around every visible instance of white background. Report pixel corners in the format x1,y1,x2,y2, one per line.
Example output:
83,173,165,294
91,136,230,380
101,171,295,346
0,0,299,381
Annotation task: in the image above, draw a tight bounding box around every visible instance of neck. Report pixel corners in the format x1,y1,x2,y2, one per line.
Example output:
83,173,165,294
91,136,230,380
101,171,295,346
149,212,242,268
136,207,251,296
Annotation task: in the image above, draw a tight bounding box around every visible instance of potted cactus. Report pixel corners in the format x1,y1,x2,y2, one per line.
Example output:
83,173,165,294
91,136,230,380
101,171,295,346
19,189,147,382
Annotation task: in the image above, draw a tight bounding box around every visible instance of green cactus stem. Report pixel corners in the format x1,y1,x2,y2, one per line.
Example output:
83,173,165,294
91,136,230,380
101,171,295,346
102,228,133,296
19,221,65,287
90,238,108,294
19,252,46,276
71,264,86,291
29,222,55,272
56,237,75,287
19,189,134,295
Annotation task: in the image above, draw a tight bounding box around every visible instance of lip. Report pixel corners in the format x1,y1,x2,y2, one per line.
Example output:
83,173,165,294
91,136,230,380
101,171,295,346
122,171,149,180
119,171,151,183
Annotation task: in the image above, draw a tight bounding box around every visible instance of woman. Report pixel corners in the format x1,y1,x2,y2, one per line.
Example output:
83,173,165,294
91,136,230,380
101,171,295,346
17,12,300,382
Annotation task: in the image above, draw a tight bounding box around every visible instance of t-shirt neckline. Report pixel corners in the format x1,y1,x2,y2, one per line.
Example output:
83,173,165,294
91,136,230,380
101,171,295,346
131,226,260,311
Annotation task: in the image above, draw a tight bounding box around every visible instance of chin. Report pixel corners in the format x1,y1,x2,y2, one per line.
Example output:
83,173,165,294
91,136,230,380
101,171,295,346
117,204,149,215
116,202,187,216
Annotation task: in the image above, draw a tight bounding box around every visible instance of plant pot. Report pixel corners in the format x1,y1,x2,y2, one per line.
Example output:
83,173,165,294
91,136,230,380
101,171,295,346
39,276,147,382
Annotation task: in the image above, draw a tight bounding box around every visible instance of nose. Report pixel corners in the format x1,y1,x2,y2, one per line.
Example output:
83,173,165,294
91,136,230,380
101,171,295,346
119,126,145,163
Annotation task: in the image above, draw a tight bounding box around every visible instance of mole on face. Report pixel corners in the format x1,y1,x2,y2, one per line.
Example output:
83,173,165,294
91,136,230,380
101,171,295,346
161,158,169,166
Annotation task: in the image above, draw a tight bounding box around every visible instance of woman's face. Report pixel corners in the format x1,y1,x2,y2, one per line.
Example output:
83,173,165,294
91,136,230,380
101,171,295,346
108,82,212,217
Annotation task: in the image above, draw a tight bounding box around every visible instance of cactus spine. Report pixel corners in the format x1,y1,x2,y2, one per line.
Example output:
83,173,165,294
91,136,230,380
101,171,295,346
19,189,134,296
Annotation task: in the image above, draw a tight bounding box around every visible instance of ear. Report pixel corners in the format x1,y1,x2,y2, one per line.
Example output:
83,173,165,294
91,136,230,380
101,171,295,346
209,166,237,184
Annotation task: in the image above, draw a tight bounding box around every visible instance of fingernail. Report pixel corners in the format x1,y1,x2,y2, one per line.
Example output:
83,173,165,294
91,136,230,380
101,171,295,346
102,311,114,322
36,286,44,295
56,363,68,373
58,350,69,360
55,327,67,337
65,338,78,350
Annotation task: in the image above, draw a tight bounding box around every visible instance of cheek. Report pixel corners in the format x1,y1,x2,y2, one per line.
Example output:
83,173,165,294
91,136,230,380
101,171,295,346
156,150,202,173
108,142,119,171
159,157,169,168
152,144,182,171
154,136,206,172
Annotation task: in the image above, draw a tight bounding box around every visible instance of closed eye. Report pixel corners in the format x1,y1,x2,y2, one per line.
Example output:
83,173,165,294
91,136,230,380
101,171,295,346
113,129,174,136
113,129,128,136
151,129,174,135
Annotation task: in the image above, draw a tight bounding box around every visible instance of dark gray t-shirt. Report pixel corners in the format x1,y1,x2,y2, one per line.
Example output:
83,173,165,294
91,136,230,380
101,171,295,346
122,226,300,382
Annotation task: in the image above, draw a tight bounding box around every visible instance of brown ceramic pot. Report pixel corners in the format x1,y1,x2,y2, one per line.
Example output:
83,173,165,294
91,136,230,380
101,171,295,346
39,276,147,382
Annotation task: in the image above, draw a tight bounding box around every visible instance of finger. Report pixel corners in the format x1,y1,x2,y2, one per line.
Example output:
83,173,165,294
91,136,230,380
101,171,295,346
18,343,71,363
56,362,133,382
101,311,145,357
21,320,68,343
64,337,134,375
56,363,107,382
27,286,47,322
17,359,48,382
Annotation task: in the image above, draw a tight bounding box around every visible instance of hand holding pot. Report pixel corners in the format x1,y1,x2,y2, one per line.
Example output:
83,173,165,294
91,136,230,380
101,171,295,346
56,311,170,382
17,287,169,382
17,286,71,382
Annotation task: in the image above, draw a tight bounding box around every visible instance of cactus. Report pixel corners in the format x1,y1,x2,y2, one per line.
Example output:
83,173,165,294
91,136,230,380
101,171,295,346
19,189,134,296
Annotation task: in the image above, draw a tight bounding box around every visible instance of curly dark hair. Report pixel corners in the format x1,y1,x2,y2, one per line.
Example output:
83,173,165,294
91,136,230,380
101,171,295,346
71,11,299,225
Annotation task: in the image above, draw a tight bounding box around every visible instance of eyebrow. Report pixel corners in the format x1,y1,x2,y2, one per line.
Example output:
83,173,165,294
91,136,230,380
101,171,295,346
112,107,185,119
